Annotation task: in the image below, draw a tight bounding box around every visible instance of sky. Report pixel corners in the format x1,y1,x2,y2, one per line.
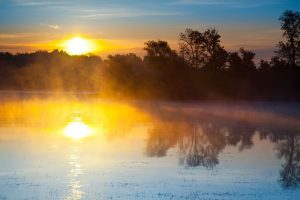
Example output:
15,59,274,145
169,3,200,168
0,0,299,60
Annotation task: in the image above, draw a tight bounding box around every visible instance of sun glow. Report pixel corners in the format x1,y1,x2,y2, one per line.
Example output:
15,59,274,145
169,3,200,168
65,37,94,55
64,121,92,139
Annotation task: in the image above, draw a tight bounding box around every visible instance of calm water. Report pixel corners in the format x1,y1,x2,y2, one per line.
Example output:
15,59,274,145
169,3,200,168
0,97,300,200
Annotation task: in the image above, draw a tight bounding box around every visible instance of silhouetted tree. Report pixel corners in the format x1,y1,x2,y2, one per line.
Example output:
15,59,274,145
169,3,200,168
276,10,300,66
258,60,271,72
143,40,193,99
104,53,144,96
225,48,258,99
179,29,202,68
0,50,104,91
228,48,256,72
144,40,177,58
179,28,227,70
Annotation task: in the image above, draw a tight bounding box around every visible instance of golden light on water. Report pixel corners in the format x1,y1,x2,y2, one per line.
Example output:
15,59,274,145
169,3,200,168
65,37,94,55
64,121,92,139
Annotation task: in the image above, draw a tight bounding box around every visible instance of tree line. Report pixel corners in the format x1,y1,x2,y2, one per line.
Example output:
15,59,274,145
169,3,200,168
0,10,299,100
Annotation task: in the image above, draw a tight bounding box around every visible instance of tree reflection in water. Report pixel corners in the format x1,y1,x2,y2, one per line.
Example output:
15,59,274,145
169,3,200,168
276,134,300,188
145,121,255,169
143,118,300,188
178,124,225,168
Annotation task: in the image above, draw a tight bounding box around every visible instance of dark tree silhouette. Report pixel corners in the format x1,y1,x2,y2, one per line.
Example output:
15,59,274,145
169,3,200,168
143,40,193,99
227,48,256,72
104,53,144,97
276,10,300,66
179,28,227,69
144,40,177,58
179,28,203,68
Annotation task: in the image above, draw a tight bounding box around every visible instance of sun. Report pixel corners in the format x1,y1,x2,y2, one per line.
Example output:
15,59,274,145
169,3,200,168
65,37,93,55
64,121,92,140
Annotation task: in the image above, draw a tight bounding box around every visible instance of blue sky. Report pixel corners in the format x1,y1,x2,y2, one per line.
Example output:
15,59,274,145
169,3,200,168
0,0,299,60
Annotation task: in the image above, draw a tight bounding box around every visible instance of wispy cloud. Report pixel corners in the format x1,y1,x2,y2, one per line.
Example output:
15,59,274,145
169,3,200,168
76,8,181,19
13,0,66,7
172,0,282,8
0,33,40,39
40,23,60,30
0,34,25,39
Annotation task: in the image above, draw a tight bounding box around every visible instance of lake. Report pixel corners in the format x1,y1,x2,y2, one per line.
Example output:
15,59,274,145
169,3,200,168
0,96,299,199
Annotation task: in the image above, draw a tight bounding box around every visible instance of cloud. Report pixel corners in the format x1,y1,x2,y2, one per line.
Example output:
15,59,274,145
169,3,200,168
0,34,26,39
76,8,181,19
40,23,60,30
172,0,282,8
0,33,41,39
13,0,65,7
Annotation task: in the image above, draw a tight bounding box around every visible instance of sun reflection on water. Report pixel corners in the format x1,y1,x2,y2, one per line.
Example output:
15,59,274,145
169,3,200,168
65,143,84,200
64,121,92,140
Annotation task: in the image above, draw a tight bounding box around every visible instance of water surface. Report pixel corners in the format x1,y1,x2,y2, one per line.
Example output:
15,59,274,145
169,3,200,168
0,98,299,200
